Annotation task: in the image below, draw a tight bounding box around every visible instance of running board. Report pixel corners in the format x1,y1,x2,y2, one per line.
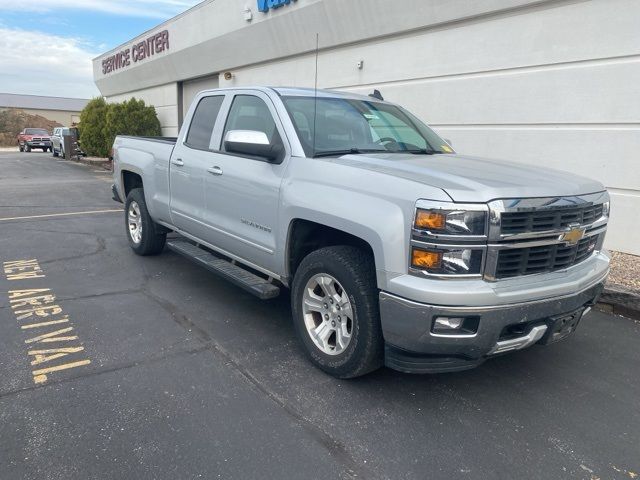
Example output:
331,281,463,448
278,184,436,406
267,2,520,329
166,238,280,300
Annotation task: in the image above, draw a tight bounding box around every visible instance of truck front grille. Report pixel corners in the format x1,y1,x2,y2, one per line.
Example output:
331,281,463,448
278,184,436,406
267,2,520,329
501,204,604,235
494,235,600,279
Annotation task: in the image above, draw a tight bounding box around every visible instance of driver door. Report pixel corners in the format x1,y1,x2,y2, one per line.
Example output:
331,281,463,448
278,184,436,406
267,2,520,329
200,91,290,273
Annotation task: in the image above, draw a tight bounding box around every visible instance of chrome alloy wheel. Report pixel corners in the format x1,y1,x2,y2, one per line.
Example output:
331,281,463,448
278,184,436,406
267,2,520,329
302,274,354,355
127,201,143,244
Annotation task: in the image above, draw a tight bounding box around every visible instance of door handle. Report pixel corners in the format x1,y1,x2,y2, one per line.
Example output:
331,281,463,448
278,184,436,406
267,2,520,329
171,158,184,166
207,166,223,176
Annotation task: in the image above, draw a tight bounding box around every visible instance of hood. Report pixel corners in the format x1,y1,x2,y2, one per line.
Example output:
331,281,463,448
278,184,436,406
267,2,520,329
330,153,604,202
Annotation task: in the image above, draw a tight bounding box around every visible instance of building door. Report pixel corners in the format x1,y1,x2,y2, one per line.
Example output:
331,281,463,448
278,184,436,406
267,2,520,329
180,74,220,128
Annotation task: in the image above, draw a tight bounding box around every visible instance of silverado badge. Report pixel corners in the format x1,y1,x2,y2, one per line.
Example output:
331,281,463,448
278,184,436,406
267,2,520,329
561,224,586,245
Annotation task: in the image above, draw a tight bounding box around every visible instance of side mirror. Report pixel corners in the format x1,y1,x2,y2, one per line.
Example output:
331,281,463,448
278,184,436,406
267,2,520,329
224,130,282,163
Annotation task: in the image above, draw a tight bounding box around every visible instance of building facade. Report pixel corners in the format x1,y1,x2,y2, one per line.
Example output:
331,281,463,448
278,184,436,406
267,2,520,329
0,93,88,126
93,0,640,255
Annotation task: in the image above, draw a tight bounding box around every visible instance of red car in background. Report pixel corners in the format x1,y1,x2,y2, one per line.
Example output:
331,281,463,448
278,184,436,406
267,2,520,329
18,128,52,152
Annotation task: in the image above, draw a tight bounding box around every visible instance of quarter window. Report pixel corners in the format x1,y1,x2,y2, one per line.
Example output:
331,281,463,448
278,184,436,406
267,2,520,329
185,95,224,150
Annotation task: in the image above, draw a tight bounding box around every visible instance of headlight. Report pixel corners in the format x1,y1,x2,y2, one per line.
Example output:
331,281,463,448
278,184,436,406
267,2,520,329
414,208,486,236
411,247,484,275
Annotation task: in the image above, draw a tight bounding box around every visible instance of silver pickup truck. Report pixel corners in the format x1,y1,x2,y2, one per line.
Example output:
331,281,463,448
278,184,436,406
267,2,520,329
111,87,610,378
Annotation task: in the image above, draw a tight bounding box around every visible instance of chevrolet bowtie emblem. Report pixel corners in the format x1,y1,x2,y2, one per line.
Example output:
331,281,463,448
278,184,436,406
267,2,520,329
561,225,586,245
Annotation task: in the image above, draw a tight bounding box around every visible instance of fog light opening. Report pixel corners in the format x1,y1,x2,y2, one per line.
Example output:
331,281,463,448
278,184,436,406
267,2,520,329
432,316,479,336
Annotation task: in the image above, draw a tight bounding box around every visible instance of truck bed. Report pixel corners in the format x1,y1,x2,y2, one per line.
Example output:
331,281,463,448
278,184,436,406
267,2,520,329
117,135,177,144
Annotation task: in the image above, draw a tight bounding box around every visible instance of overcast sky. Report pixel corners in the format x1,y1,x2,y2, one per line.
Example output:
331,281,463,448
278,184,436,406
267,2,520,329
0,0,201,99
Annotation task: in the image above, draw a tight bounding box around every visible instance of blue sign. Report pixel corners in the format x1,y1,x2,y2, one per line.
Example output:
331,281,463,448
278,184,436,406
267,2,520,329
257,0,297,13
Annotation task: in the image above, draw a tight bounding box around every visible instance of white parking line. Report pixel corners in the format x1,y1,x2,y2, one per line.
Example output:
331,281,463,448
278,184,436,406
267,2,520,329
0,209,122,222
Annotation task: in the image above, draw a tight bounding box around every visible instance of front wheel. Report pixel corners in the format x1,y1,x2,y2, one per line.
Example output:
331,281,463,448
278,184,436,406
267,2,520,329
124,188,166,256
291,246,384,378
24,144,31,152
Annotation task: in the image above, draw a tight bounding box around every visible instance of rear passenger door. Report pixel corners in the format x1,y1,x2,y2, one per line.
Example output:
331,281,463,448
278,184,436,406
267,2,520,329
169,94,226,239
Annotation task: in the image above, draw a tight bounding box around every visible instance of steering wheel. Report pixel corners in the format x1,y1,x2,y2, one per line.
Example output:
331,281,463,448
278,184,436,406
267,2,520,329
376,137,401,150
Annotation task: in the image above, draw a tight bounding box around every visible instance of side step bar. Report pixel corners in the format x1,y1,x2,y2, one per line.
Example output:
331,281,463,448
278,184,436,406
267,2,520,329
166,238,280,300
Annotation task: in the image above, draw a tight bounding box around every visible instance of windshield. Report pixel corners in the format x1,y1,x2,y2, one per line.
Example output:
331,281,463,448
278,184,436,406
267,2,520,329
282,96,453,157
25,128,49,135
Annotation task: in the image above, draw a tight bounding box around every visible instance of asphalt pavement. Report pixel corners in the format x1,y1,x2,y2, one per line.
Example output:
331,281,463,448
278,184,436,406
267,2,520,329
0,151,638,480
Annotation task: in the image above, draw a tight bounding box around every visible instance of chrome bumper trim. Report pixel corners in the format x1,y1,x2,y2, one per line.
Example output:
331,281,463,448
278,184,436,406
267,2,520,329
488,324,547,355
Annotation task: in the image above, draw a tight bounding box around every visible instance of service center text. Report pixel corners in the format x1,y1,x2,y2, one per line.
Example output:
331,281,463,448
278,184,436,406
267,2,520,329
102,30,170,75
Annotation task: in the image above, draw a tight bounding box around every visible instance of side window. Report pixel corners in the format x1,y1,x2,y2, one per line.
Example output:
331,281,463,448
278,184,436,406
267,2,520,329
222,95,283,152
185,95,224,150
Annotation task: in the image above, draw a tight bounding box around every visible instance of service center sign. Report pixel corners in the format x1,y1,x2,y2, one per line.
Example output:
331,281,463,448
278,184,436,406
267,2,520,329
101,30,170,75
258,0,297,12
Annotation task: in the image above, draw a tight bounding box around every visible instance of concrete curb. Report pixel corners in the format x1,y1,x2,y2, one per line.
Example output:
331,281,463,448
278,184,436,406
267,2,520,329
597,284,640,320
77,157,112,171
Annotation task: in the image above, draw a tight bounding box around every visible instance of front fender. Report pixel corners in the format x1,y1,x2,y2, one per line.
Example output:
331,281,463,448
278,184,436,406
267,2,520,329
280,157,451,290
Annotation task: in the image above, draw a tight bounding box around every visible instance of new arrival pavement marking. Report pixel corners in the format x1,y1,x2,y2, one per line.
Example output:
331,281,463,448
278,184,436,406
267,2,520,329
3,258,91,384
0,209,121,222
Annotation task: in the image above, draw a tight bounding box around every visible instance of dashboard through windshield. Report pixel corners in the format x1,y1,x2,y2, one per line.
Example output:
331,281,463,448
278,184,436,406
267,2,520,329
282,96,453,158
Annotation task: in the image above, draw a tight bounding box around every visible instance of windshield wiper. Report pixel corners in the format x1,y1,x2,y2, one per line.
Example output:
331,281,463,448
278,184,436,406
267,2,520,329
405,148,441,155
313,148,387,158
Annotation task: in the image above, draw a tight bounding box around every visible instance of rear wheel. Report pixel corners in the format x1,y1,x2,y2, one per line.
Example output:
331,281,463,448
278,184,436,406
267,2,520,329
291,246,384,378
124,188,166,256
18,144,23,152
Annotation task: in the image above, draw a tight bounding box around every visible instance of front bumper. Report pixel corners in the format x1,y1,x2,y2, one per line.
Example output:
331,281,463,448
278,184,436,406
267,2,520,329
380,276,606,374
26,140,51,147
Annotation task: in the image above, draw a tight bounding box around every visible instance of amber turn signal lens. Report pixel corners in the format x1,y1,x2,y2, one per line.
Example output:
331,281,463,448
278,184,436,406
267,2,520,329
411,249,442,269
415,210,446,230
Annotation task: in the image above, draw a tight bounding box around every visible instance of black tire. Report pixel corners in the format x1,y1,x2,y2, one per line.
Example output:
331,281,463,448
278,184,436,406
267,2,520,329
18,144,23,152
42,148,48,152
24,144,31,152
124,188,166,256
291,246,384,378
52,147,58,157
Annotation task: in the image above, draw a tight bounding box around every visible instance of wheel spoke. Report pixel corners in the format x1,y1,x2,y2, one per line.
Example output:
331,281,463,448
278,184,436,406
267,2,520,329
336,324,350,350
303,289,325,313
340,301,353,320
313,322,332,349
318,276,342,303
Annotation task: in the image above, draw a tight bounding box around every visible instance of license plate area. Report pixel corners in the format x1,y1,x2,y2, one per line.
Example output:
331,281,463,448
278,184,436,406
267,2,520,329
539,308,584,345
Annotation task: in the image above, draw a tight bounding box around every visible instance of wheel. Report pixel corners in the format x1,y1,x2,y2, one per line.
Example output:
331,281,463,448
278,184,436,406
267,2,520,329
124,188,166,256
60,146,65,158
52,147,58,157
18,144,23,152
24,144,31,152
291,246,384,378
42,147,48,152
